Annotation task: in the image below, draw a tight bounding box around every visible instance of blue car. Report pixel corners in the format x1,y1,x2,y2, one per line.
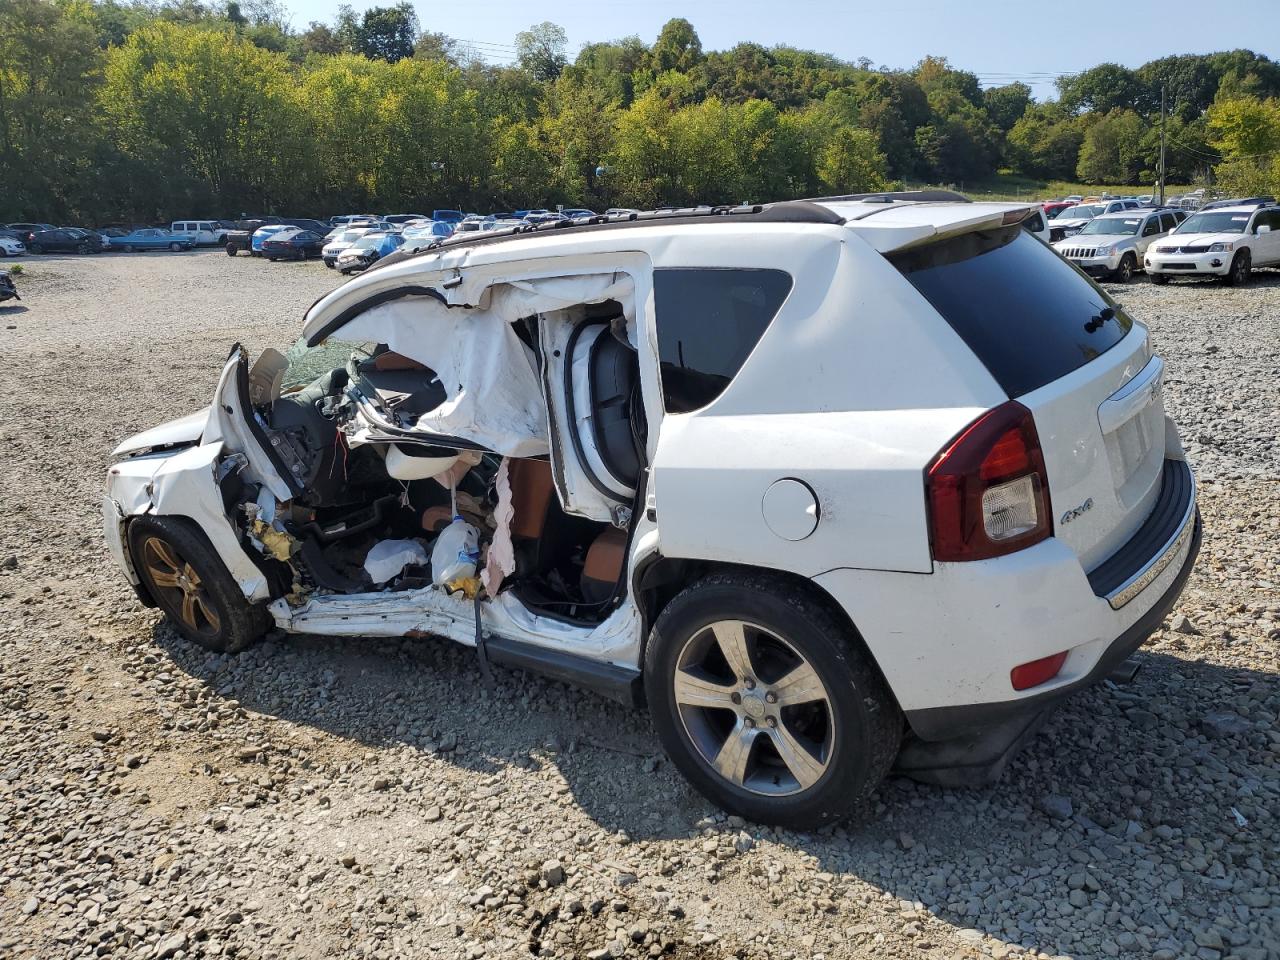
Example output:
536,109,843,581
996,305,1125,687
401,220,454,250
335,231,404,273
251,224,292,254
114,228,196,252
431,209,466,223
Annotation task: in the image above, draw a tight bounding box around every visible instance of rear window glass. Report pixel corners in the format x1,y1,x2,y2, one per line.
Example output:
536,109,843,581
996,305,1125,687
888,226,1133,398
654,268,792,413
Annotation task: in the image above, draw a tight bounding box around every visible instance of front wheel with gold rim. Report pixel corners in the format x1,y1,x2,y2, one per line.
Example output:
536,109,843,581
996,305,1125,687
128,515,269,653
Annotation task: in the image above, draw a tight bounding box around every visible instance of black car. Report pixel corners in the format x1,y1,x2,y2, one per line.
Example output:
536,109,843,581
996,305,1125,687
6,222,55,244
0,271,18,303
27,228,104,254
260,228,326,260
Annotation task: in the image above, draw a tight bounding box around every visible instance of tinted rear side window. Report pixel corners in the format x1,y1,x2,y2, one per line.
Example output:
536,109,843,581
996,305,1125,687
654,268,792,413
889,226,1133,398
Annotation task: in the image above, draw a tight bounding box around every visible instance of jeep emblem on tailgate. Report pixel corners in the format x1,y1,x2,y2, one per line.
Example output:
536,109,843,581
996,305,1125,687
1061,498,1094,525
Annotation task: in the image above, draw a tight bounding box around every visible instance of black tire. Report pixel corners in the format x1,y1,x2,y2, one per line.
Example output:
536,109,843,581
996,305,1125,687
29,243,43,254
77,242,90,255
128,515,270,654
122,244,134,253
225,242,238,257
1111,253,1136,283
169,242,182,252
644,571,901,828
1150,272,1169,285
1225,250,1251,286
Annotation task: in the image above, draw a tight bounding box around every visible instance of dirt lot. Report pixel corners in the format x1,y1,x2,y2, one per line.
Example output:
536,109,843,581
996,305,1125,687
0,250,1276,960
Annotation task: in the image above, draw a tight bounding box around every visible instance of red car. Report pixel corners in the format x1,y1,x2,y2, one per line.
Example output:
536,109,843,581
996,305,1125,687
1042,202,1075,219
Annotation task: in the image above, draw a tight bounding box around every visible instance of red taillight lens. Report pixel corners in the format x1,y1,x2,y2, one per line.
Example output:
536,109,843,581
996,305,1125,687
1011,651,1068,690
925,401,1052,561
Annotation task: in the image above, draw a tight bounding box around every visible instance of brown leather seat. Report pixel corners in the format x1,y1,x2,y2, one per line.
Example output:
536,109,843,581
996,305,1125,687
508,458,556,541
581,527,628,603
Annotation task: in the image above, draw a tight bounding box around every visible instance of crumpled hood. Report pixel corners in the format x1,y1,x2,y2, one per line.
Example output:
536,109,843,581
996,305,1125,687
1054,216,1093,229
111,407,208,457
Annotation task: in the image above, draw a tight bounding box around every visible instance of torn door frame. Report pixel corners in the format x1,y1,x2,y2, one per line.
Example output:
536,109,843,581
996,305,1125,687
301,250,664,522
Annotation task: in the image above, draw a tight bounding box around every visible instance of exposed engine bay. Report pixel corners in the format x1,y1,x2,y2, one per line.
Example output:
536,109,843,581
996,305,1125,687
224,296,645,627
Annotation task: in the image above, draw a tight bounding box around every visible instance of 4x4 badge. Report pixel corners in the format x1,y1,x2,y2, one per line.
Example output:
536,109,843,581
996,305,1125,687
1061,498,1094,525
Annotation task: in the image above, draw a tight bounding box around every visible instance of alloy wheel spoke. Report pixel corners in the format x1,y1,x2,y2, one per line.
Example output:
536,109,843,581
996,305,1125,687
147,539,181,572
195,594,221,631
767,721,827,790
673,668,738,710
770,660,827,707
180,591,199,629
182,564,202,588
710,621,755,682
712,722,758,787
147,565,180,588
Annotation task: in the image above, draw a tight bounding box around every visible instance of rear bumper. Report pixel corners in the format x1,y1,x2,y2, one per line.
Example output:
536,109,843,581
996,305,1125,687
895,511,1199,785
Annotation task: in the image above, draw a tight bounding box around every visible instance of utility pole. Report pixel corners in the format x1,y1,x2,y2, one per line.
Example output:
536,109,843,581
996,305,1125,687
1158,83,1166,206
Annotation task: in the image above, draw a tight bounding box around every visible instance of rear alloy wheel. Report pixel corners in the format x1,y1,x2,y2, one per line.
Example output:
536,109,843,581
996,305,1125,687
29,243,43,254
1225,250,1251,286
129,515,269,654
77,242,91,255
646,571,901,827
1112,252,1136,283
122,244,134,253
169,242,182,252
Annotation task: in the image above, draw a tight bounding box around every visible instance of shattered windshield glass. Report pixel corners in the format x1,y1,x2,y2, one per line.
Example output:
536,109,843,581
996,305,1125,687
280,336,373,392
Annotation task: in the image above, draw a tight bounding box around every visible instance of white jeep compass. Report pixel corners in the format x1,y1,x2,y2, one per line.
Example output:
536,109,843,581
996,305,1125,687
103,192,1200,827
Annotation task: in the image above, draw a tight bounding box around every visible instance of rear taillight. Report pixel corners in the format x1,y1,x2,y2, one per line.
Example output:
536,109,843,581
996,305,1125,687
925,401,1052,561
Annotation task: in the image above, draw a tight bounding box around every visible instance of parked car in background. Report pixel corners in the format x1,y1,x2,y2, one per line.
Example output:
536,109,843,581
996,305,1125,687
27,227,104,254
1049,204,1104,242
1053,208,1180,282
170,221,227,245
1199,196,1276,211
6,222,55,244
113,228,195,252
330,214,381,227
400,220,455,250
0,224,29,242
382,213,429,225
261,228,327,261
335,231,403,273
605,208,642,218
562,208,597,220
64,227,114,249
250,224,292,255
1146,203,1280,285
0,270,18,302
321,227,377,267
431,209,466,223
0,234,26,257
1042,201,1075,220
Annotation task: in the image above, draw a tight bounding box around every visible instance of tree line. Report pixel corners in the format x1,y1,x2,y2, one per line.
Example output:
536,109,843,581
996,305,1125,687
3,0,1280,223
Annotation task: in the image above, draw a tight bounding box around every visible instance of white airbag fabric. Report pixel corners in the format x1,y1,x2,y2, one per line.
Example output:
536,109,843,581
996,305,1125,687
331,274,635,458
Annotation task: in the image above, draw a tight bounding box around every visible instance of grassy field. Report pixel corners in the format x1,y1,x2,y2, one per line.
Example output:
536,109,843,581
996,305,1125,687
909,171,1199,202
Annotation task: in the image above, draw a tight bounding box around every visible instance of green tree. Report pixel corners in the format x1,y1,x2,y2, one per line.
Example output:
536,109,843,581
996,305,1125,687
648,18,703,74
515,21,567,82
983,82,1031,131
0,0,104,220
1057,63,1143,114
1075,109,1146,183
355,3,417,62
817,127,888,194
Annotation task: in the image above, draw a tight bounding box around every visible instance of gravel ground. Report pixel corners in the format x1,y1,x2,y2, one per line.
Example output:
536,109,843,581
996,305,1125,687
0,251,1277,960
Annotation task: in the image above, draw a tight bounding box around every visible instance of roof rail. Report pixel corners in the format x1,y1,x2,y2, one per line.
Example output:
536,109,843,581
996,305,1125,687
365,200,847,274
807,189,971,204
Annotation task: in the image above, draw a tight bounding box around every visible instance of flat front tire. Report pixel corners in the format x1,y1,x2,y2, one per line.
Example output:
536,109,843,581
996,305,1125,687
645,571,901,828
129,515,269,654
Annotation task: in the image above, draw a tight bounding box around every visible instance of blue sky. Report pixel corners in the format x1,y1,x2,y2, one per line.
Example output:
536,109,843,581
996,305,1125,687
280,0,1279,100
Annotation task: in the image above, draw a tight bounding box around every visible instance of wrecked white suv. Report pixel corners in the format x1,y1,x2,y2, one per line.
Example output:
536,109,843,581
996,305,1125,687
104,193,1200,827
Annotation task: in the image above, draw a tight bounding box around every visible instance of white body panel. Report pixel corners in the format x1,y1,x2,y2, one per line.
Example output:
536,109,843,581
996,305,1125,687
104,197,1198,727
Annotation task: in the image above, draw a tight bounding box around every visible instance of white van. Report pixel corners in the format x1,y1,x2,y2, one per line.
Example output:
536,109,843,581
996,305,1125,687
170,221,226,246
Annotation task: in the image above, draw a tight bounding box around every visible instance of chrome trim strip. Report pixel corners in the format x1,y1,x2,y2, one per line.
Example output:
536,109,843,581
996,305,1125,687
1105,470,1197,610
1098,355,1164,435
